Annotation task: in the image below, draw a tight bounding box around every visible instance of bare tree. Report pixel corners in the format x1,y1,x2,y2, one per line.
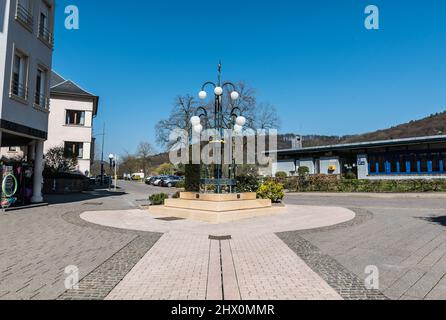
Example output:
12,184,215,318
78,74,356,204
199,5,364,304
254,103,281,130
155,82,280,150
137,142,155,177
155,95,198,148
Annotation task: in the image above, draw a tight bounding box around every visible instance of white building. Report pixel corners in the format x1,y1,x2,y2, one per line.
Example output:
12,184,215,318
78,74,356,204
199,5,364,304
271,135,446,180
45,71,99,176
0,0,55,203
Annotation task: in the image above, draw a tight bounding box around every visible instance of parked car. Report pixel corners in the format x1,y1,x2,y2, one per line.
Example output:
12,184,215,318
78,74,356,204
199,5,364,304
95,175,111,185
161,176,184,188
153,175,169,186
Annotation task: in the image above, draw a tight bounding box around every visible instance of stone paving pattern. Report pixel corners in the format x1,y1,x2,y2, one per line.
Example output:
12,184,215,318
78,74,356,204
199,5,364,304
285,195,446,300
106,231,341,300
2,181,446,300
0,191,158,300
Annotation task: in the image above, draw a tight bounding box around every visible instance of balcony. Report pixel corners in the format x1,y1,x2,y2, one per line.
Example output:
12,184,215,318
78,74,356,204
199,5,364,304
10,79,29,102
34,92,50,110
15,3,33,31
38,24,54,47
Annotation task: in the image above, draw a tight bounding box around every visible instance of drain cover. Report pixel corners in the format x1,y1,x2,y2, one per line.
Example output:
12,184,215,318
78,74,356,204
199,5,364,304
209,235,232,241
155,217,185,221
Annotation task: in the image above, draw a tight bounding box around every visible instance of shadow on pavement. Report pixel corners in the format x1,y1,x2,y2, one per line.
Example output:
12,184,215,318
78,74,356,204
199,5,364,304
45,188,127,205
417,215,446,227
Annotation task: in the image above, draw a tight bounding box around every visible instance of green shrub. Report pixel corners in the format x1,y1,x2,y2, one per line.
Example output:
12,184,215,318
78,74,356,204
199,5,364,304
275,171,288,180
236,174,260,193
285,176,446,193
176,180,185,189
298,166,310,176
172,191,181,199
344,171,357,180
149,193,169,205
257,181,285,203
284,177,299,190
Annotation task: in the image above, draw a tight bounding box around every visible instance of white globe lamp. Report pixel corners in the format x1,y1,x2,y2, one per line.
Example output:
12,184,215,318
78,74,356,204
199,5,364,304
199,91,207,100
214,86,223,96
236,116,246,127
230,91,240,100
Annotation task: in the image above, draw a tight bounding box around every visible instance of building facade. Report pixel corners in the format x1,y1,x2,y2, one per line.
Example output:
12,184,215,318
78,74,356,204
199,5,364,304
0,0,55,203
271,135,446,180
45,71,99,176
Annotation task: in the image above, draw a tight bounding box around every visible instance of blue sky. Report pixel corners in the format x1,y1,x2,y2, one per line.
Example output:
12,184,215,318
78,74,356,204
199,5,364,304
53,0,446,156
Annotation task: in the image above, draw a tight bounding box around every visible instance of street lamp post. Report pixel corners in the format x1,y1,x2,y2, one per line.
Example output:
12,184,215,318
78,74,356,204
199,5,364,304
108,154,114,191
190,63,246,194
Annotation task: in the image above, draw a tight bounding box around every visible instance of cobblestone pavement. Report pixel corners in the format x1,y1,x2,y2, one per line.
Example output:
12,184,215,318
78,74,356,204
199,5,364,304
0,189,161,300
285,194,446,300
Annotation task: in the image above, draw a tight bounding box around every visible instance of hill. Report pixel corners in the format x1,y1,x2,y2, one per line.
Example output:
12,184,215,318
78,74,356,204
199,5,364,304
136,110,446,169
298,111,446,148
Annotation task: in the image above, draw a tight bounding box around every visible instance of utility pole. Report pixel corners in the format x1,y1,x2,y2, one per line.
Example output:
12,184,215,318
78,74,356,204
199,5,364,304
100,124,105,185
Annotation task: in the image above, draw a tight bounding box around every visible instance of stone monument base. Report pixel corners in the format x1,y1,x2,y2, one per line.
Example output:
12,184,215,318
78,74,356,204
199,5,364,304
148,192,279,223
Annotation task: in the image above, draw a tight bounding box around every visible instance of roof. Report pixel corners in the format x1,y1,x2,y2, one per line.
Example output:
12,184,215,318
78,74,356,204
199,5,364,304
50,71,99,116
275,135,446,155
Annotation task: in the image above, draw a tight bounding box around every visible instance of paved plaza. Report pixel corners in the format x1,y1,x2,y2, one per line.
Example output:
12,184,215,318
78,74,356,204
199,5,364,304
0,181,445,300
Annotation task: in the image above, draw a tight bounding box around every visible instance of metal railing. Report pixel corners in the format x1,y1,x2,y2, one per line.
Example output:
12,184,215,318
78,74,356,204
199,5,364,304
10,79,28,100
38,24,53,46
34,92,49,109
15,2,33,29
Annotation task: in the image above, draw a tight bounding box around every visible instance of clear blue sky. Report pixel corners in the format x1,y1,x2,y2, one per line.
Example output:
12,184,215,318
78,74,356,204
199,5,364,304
53,0,446,157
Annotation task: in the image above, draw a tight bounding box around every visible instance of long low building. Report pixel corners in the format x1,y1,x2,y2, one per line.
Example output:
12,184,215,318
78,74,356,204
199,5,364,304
272,135,446,180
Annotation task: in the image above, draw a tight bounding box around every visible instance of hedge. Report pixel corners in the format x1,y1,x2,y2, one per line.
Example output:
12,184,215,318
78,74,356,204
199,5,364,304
284,175,446,193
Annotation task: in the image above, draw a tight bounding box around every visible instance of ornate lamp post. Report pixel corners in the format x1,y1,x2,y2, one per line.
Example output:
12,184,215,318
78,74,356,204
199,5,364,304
190,63,246,194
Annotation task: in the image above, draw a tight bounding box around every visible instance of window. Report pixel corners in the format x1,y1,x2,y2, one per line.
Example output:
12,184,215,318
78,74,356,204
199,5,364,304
66,110,85,126
64,142,84,159
16,0,33,30
8,147,18,152
11,51,28,99
34,67,48,107
38,3,52,45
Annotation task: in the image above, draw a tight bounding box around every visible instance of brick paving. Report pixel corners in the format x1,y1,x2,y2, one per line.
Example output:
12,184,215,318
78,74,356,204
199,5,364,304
94,203,354,300
106,231,341,300
0,190,160,300
3,181,446,301
285,194,446,300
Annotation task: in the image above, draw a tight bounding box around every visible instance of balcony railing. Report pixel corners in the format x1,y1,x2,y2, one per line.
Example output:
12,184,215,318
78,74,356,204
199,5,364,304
10,79,28,100
34,92,50,109
38,24,53,46
15,3,33,30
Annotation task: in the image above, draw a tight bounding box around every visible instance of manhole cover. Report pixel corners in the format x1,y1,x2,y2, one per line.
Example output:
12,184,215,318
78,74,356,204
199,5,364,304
209,235,232,241
155,217,185,221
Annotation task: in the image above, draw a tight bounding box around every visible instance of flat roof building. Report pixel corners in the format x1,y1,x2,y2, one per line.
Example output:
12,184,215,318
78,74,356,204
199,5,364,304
271,135,446,180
